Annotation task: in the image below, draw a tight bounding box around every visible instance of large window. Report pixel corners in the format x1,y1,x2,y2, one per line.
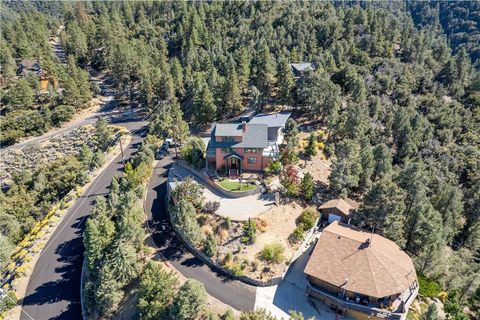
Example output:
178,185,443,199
221,148,234,153
247,157,257,164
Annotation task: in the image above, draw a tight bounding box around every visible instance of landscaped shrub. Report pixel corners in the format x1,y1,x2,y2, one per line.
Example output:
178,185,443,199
204,201,220,214
223,217,232,230
297,208,319,230
203,233,217,257
289,226,305,244
418,273,442,298
241,218,257,244
261,243,285,264
265,160,282,175
280,165,300,197
225,262,244,277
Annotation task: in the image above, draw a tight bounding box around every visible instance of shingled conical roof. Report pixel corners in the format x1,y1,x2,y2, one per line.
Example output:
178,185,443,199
304,221,416,298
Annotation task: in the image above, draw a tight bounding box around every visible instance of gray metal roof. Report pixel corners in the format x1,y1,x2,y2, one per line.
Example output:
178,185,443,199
290,63,316,72
248,112,291,128
213,123,243,136
208,123,268,149
235,124,268,148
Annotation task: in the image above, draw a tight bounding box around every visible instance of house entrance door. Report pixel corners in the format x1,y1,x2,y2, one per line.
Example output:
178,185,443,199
230,158,238,169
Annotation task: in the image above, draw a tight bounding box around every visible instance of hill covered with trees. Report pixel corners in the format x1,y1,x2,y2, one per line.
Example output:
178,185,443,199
1,1,478,318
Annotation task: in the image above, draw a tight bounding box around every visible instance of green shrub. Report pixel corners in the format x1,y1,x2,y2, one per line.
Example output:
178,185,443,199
226,262,244,276
297,208,319,230
0,291,17,315
418,273,441,298
51,105,75,126
289,226,305,243
265,161,282,175
241,218,257,245
203,233,217,257
261,243,285,264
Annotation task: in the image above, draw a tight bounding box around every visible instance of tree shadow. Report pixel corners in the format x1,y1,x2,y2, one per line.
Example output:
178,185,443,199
21,217,86,320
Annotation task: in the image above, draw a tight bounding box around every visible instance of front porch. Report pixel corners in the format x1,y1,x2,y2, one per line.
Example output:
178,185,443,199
223,153,243,177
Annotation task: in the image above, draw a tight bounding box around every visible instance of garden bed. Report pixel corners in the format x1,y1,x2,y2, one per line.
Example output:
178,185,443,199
216,179,257,192
198,201,311,281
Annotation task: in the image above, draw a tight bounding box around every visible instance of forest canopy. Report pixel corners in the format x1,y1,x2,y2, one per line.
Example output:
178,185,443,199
1,0,479,318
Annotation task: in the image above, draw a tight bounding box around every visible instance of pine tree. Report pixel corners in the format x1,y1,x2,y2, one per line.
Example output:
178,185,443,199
304,133,318,158
169,279,207,320
421,304,439,320
221,67,243,118
203,232,217,257
138,261,178,320
300,172,315,201
255,42,276,104
277,58,294,105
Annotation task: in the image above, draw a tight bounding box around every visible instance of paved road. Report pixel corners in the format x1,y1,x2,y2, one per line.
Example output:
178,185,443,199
145,155,257,311
20,113,147,320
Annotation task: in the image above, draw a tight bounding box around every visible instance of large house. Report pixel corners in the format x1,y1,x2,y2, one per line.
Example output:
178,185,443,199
304,221,418,320
206,113,290,174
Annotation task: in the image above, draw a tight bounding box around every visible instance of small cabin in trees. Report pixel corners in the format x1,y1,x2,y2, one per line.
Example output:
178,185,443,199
16,58,58,92
290,62,316,78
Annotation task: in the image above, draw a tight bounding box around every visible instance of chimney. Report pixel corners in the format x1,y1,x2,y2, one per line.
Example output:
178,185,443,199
242,121,247,132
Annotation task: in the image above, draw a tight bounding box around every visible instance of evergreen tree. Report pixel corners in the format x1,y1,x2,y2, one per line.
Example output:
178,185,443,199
277,58,294,105
304,133,318,159
138,261,178,320
203,232,217,257
9,79,34,108
169,279,207,320
300,172,315,201
255,42,276,104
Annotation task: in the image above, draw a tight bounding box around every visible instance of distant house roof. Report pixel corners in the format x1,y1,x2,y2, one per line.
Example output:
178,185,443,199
20,59,39,69
304,221,417,299
319,198,357,217
17,58,42,77
249,112,291,128
290,62,316,73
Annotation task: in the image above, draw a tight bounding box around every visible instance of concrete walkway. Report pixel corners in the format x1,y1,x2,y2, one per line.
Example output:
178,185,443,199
170,165,275,221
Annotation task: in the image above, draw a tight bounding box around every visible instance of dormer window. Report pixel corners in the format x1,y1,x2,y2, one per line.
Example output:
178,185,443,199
222,136,234,142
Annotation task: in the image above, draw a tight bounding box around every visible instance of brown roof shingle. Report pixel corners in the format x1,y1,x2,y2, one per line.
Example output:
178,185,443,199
304,221,417,298
318,198,356,216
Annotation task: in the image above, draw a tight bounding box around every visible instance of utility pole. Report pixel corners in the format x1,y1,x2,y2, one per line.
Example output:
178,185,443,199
173,129,179,164
119,136,125,166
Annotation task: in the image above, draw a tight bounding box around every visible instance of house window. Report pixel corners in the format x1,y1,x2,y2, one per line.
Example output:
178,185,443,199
245,148,258,153
222,136,234,142
247,157,257,164
221,148,234,153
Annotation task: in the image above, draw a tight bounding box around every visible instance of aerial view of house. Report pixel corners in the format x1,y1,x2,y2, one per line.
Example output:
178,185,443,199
304,221,418,320
206,112,290,174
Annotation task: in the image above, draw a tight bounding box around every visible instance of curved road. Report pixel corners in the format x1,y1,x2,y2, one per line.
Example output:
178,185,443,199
20,113,147,320
145,155,256,312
